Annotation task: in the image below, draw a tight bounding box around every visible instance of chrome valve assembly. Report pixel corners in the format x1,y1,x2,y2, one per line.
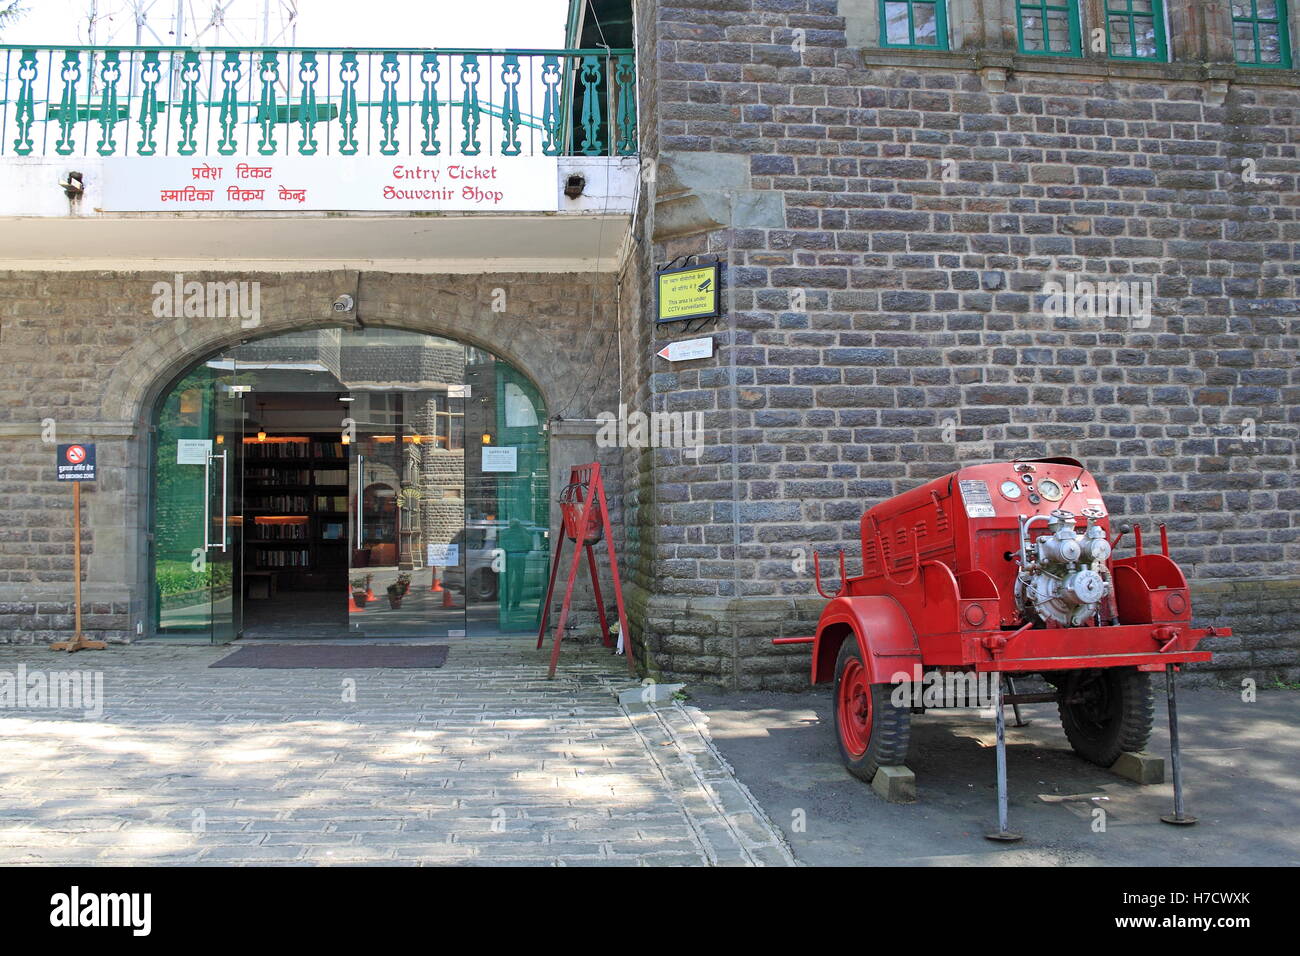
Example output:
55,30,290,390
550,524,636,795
1015,508,1113,627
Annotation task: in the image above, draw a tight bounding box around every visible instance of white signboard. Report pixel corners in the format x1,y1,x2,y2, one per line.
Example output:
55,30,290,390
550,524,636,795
427,543,461,567
657,336,715,362
176,439,212,465
101,156,560,212
482,447,518,473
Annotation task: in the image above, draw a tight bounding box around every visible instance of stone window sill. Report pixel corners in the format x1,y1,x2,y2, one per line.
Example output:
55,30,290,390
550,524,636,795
860,47,1300,89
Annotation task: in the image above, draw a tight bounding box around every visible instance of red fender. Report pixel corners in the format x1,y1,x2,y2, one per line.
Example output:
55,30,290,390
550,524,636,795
811,594,922,686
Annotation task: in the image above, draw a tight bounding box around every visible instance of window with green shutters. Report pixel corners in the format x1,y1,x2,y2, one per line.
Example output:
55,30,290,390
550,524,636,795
1106,0,1168,60
1232,0,1293,67
1016,0,1083,55
879,0,949,49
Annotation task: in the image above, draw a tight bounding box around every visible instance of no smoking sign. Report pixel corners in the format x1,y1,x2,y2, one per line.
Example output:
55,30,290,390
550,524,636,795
57,443,97,482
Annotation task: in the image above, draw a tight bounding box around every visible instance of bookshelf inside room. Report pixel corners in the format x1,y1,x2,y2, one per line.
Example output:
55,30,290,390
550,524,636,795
242,434,349,591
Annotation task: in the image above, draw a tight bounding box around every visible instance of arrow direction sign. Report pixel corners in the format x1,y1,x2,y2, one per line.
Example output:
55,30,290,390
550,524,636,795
656,336,714,362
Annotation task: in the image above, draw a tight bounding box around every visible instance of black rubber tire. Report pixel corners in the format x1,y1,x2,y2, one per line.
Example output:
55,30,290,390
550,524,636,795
832,638,911,782
1057,668,1153,767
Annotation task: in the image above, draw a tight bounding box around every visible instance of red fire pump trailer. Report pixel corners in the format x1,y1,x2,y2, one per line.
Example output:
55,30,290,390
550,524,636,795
779,457,1229,841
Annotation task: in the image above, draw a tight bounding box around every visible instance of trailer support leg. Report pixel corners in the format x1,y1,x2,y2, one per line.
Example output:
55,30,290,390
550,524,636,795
985,671,1023,842
1005,675,1029,727
1160,663,1197,826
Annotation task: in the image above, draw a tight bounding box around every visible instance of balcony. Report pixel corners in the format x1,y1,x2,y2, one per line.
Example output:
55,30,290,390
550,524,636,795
1,45,636,158
0,45,640,271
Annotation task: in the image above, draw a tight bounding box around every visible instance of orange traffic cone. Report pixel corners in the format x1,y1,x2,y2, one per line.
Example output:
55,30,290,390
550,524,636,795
430,569,443,592
442,586,455,609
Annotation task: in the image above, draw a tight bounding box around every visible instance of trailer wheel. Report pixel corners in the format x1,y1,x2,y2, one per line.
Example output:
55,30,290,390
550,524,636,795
1057,668,1153,767
833,638,911,782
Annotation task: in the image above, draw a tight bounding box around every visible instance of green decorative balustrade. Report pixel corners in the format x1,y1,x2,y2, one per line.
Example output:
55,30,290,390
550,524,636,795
0,45,637,158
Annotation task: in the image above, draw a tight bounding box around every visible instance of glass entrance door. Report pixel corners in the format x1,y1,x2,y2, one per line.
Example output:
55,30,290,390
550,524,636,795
462,352,550,635
208,375,244,643
151,361,243,641
346,389,466,638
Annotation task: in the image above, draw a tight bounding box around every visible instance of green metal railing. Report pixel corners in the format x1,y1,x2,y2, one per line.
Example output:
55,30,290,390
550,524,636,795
0,45,637,158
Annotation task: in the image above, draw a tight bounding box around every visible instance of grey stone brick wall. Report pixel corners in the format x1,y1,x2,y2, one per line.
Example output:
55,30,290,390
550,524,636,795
622,0,1300,689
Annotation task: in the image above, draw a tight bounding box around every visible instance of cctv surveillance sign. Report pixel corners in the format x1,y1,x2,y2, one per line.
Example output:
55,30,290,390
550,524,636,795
100,157,559,212
657,263,720,323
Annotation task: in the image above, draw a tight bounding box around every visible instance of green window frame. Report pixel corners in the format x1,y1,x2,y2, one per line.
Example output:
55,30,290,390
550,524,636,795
879,0,949,50
1016,0,1083,55
1232,0,1293,67
1106,0,1168,60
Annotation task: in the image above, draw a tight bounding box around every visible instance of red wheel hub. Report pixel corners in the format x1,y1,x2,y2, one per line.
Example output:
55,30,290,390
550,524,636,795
837,657,873,757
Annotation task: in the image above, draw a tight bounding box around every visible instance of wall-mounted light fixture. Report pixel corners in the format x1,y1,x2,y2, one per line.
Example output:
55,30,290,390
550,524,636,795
59,171,84,199
563,173,586,199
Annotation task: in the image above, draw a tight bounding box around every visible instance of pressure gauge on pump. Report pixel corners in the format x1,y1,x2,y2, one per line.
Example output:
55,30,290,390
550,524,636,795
1038,478,1064,501
999,480,1022,500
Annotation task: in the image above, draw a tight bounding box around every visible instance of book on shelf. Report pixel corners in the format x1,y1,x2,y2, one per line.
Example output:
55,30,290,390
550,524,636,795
252,523,308,541
244,441,346,460
248,495,310,512
254,549,310,568
245,467,311,484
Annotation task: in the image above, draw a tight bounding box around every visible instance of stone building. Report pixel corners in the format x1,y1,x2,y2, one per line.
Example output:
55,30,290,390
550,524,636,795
0,0,1296,687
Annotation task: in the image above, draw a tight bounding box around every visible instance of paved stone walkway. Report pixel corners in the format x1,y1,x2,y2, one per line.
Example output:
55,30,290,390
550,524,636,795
0,639,794,866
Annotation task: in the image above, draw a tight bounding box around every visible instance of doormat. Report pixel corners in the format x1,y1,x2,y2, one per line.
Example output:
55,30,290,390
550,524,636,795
210,644,449,669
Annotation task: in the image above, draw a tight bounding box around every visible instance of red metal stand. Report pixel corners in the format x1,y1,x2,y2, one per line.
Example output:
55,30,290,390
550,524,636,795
536,463,635,678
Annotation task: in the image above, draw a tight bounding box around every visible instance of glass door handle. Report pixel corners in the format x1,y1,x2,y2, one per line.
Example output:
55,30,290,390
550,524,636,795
203,450,213,550
217,451,228,553
355,454,365,548
205,451,228,553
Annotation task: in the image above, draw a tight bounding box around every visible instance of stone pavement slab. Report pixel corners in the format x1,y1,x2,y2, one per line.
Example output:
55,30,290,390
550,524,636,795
0,639,795,866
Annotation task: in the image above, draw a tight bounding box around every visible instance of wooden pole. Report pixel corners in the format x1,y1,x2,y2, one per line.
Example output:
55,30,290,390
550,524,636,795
51,479,106,653
73,480,82,638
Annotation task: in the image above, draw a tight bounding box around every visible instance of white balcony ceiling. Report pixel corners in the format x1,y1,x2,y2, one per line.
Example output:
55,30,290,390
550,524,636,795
1,214,630,272
0,157,636,272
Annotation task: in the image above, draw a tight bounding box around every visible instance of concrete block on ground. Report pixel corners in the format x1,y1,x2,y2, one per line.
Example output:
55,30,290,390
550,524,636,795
617,682,685,707
871,765,916,804
1111,751,1165,784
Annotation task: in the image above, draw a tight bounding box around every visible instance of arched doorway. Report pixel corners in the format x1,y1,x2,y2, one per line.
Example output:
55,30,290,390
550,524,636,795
149,327,549,641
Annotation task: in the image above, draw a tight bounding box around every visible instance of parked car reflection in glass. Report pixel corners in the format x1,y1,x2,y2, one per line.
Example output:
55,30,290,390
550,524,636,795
441,519,549,604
